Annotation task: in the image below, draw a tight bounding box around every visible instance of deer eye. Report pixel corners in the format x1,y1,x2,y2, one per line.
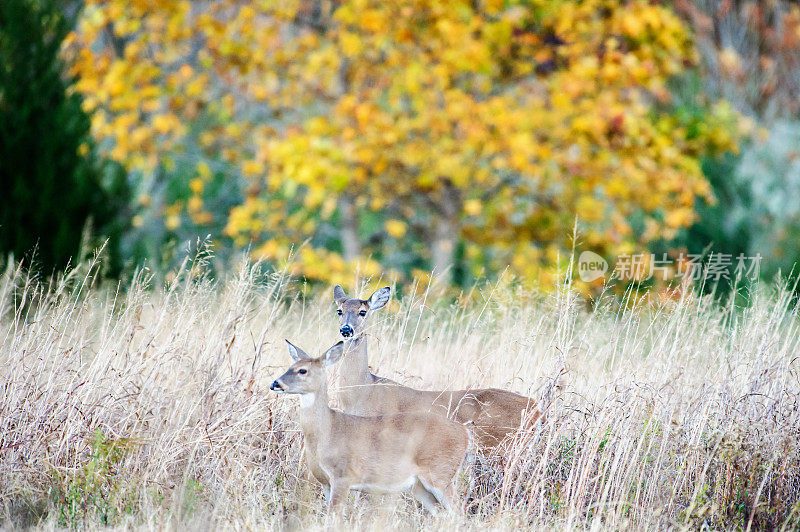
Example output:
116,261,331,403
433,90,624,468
359,310,367,317
337,309,342,316
298,369,307,375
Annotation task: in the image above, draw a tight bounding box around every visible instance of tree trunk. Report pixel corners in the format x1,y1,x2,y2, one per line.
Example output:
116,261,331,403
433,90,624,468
339,194,360,261
431,216,456,281
430,181,461,283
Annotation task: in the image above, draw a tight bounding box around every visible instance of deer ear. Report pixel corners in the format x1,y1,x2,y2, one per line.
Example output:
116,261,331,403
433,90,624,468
333,285,348,305
321,341,345,368
285,339,310,362
367,287,391,310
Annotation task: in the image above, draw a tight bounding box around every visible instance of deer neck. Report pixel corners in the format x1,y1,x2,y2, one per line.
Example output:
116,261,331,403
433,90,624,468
338,334,373,387
296,385,332,438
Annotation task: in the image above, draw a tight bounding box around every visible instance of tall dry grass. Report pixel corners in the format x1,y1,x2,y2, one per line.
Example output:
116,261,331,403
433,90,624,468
1,256,799,530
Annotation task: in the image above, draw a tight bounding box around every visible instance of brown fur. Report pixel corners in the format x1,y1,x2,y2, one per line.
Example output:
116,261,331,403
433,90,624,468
334,286,541,449
272,341,470,513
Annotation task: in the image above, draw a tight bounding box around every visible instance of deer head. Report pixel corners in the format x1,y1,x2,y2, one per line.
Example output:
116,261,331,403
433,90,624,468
270,340,345,398
333,285,390,339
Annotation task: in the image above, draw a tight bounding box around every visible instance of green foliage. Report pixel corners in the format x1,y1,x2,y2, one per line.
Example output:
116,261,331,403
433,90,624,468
734,122,800,280
669,122,800,290
662,152,751,290
120,151,242,276
180,479,203,518
0,0,129,275
50,428,136,527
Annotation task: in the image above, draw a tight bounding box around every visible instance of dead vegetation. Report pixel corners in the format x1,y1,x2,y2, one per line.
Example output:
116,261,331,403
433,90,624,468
1,259,798,529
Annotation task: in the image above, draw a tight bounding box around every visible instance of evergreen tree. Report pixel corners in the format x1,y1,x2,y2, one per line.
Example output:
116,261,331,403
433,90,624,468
0,0,128,274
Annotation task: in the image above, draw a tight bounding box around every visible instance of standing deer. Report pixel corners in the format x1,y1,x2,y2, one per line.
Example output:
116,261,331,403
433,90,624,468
333,285,543,449
270,340,470,513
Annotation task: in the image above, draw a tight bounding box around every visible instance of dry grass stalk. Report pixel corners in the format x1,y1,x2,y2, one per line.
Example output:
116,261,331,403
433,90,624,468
0,258,798,529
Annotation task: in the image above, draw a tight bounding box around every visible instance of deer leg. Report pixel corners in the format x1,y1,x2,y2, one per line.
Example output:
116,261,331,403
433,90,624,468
326,479,349,514
420,475,458,514
439,482,456,513
410,477,441,514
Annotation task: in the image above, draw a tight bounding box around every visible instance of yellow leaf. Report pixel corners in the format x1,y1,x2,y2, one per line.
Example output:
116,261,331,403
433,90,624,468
385,219,407,238
165,214,181,230
188,196,203,212
464,199,482,216
242,160,265,177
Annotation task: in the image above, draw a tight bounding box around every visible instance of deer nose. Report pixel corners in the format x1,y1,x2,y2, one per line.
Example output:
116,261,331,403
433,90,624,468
270,380,283,391
340,325,354,337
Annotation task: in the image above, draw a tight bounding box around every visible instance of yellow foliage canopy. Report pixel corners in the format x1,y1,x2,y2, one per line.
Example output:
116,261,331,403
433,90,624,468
68,0,740,287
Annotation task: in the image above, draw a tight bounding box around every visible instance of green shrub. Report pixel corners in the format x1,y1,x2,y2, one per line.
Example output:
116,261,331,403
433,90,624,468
50,429,136,528
674,122,800,289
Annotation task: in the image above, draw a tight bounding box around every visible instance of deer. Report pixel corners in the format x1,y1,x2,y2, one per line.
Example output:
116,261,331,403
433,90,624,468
270,340,470,514
332,285,544,449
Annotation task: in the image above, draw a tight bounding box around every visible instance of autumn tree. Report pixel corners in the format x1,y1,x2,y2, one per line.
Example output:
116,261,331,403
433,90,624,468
69,1,740,287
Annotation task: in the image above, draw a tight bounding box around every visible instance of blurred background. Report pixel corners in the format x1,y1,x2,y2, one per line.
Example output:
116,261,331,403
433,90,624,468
2,0,800,293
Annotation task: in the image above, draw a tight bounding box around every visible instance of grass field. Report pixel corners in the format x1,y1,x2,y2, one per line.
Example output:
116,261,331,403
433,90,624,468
1,258,799,530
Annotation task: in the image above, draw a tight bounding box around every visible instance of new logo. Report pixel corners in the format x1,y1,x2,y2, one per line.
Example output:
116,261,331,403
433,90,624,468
578,251,608,282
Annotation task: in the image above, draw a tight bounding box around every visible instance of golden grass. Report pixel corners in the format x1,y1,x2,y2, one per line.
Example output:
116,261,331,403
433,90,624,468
1,257,799,530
